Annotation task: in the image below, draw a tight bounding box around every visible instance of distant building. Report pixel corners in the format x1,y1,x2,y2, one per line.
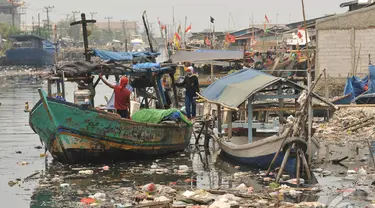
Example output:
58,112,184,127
340,0,375,11
95,21,138,37
0,0,22,28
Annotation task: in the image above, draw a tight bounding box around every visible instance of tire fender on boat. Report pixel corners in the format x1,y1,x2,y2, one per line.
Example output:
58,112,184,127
282,137,308,153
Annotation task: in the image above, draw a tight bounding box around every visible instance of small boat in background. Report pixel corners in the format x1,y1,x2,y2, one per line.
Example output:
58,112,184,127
5,35,55,66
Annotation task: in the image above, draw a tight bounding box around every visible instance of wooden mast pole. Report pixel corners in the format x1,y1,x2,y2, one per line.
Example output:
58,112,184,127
301,0,312,166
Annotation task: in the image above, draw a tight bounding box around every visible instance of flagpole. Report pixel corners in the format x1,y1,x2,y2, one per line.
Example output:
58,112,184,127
252,12,255,46
172,6,175,35
184,16,187,49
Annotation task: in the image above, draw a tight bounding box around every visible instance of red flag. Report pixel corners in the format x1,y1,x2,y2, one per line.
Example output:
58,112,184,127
265,15,269,23
185,25,191,33
297,31,303,38
174,32,181,41
157,17,161,26
205,37,211,46
225,33,236,43
161,25,166,30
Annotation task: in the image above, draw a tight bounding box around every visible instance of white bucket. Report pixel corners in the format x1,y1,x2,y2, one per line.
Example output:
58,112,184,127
130,101,140,116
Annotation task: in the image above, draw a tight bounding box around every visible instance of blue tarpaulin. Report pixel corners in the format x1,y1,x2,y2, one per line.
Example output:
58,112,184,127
368,65,375,93
133,63,161,69
93,49,160,61
343,76,368,101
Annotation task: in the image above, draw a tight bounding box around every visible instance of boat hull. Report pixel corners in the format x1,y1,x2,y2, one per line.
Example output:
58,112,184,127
6,48,55,66
29,92,192,163
217,135,319,176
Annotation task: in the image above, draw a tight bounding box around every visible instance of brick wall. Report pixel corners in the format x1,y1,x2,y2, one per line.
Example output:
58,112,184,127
317,28,375,77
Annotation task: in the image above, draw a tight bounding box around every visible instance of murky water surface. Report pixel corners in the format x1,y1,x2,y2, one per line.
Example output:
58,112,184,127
0,73,373,207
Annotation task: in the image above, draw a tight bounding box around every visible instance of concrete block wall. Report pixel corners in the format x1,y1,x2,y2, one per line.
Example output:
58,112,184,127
355,29,375,74
317,30,352,77
317,28,375,77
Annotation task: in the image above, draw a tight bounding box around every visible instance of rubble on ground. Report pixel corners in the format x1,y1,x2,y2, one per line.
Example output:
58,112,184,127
314,107,375,142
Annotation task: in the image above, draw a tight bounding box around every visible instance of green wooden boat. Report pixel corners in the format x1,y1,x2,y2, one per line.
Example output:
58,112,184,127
29,89,192,164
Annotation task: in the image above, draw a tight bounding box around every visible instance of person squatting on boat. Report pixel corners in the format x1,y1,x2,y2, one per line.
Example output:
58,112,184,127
100,74,131,119
176,67,200,119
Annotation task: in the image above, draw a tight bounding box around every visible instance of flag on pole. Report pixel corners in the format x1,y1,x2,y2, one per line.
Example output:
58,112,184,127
265,15,269,23
210,16,215,23
185,25,192,33
174,33,180,50
174,32,181,41
205,37,211,46
225,33,236,43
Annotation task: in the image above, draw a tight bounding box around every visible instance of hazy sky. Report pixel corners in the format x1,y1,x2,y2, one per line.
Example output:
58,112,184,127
24,0,349,31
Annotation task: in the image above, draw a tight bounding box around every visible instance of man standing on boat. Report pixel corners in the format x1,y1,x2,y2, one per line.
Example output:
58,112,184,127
99,74,131,119
176,68,200,119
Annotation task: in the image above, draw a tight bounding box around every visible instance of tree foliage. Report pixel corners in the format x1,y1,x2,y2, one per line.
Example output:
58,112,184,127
0,23,21,54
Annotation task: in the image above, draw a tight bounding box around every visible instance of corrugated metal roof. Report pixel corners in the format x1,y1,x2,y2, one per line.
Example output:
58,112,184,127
202,69,281,107
171,50,243,63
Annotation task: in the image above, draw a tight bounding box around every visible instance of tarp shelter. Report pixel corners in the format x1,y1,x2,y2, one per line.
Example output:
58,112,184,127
93,49,161,62
343,76,368,101
201,68,335,108
342,65,375,102
171,50,244,63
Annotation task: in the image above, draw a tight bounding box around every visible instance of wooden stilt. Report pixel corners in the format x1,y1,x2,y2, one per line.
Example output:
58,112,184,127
300,151,312,182
296,149,301,188
325,144,330,164
276,145,291,183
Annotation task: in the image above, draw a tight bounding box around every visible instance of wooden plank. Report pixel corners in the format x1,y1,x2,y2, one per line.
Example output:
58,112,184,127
135,200,172,208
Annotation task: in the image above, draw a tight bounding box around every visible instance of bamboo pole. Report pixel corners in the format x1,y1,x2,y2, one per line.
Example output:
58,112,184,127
276,145,291,183
300,151,312,182
367,139,375,168
296,149,301,187
300,0,313,167
324,69,329,119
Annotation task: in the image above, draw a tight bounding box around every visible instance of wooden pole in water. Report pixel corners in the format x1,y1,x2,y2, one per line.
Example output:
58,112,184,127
300,0,313,166
210,60,214,82
324,69,329,120
227,110,233,139
217,104,222,136
296,149,301,187
276,145,291,183
300,151,312,182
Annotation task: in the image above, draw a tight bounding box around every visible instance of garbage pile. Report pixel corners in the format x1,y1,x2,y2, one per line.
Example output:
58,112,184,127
314,107,375,142
25,160,330,208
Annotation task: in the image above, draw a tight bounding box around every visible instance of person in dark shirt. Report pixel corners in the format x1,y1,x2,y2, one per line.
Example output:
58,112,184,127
176,68,200,119
100,74,131,119
162,76,172,108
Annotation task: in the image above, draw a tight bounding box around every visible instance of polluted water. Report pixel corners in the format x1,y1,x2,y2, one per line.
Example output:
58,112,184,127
1,71,375,208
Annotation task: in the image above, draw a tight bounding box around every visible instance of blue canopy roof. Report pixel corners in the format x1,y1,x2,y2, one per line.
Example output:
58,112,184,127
202,69,281,107
93,49,161,61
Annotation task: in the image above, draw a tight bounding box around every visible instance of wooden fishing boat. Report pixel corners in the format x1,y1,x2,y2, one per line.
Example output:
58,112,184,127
199,69,335,175
28,46,192,163
29,89,192,163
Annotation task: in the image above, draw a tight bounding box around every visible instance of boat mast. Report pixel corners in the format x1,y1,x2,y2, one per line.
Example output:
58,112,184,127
70,13,96,62
252,12,254,46
300,0,312,166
